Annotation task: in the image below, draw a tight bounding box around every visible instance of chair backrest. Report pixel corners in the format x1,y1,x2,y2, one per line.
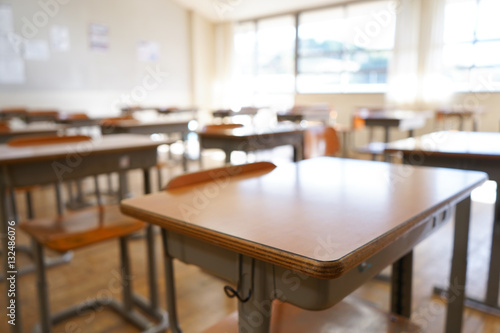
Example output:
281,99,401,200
58,112,90,121
165,162,276,190
352,114,365,130
8,135,92,147
203,123,244,132
304,125,340,159
0,121,9,131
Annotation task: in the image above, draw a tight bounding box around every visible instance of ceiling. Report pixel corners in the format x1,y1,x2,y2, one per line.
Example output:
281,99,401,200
172,0,351,22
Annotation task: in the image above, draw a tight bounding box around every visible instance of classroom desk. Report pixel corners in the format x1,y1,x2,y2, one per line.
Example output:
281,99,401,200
56,116,100,128
354,109,431,143
101,119,191,170
101,119,190,137
155,107,198,118
0,125,63,143
386,130,500,317
121,106,198,119
212,108,260,120
121,157,487,333
198,125,304,164
0,134,168,333
435,108,485,131
277,106,332,124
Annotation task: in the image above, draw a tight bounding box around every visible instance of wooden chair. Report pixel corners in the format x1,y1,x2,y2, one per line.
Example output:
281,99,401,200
161,162,277,332
0,120,9,131
165,161,276,190
14,135,167,332
304,125,340,159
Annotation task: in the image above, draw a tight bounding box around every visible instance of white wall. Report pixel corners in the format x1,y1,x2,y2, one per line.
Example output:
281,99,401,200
0,0,192,117
190,10,215,124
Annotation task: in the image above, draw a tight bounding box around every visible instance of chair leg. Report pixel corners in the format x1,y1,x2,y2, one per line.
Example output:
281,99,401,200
34,241,52,333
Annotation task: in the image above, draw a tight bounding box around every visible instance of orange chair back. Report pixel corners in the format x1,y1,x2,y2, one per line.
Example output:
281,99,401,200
165,162,276,190
304,126,340,159
203,124,244,132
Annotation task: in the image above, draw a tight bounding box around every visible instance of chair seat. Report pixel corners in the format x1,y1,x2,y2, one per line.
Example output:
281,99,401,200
20,205,145,252
205,296,422,333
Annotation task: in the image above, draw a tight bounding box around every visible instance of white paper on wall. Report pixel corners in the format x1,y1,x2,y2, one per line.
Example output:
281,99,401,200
0,58,25,84
0,4,13,34
24,39,50,61
0,35,25,84
89,23,109,51
50,25,70,52
138,41,160,62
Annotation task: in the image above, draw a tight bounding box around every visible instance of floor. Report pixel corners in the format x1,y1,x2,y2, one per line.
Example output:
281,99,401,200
0,144,500,333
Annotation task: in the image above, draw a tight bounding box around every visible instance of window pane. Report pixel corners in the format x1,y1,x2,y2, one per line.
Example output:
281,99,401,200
447,68,471,91
298,7,345,78
477,0,500,40
257,16,295,75
297,0,395,93
443,0,476,43
347,50,390,84
474,41,500,67
234,22,256,76
256,16,295,93
299,7,346,49
443,43,474,68
344,1,396,50
469,67,500,91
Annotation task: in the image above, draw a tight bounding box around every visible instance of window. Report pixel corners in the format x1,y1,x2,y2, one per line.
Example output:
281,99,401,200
443,0,500,91
233,16,295,107
298,1,396,93
232,0,396,99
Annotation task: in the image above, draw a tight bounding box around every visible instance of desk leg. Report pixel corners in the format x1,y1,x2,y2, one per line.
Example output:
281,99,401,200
293,135,304,162
384,126,390,144
1,182,22,333
161,229,182,333
391,251,413,318
144,169,159,311
182,132,188,172
445,196,472,333
341,131,349,158
238,258,273,333
225,150,232,165
485,185,500,307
